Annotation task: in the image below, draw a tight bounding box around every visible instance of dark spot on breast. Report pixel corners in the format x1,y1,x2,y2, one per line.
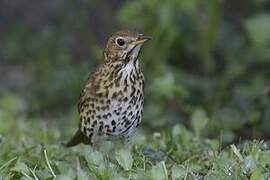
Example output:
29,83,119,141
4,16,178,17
139,94,143,101
111,120,116,125
136,111,140,117
131,86,136,97
124,86,128,92
112,92,117,99
101,106,107,111
132,74,136,81
130,96,137,105
121,120,136,135
97,93,103,97
114,110,120,116
105,90,109,98
124,76,128,85
96,115,101,119
89,132,93,138
123,97,128,102
128,112,133,116
122,111,127,115
98,126,103,135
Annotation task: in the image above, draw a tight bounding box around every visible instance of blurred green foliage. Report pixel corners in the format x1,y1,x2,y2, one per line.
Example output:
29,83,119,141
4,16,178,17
0,0,270,143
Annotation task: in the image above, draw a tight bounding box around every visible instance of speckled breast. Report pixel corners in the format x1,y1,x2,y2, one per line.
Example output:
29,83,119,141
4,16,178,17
79,60,144,143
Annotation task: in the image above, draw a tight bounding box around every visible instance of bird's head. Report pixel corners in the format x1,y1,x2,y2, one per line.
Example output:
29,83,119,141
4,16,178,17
103,30,151,63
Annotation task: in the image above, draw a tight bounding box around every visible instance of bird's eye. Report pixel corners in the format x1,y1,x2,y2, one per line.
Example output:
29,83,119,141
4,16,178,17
116,38,125,46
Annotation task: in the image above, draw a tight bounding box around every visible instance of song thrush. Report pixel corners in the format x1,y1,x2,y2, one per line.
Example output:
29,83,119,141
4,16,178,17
65,30,151,147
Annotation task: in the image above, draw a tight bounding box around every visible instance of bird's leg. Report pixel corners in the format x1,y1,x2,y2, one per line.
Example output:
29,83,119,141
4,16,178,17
91,137,100,151
91,143,99,151
124,137,133,150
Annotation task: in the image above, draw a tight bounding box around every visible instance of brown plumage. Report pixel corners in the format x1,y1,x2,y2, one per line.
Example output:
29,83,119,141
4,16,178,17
65,30,151,147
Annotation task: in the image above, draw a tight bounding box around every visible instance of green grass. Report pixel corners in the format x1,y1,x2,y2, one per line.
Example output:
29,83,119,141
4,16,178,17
1,108,270,180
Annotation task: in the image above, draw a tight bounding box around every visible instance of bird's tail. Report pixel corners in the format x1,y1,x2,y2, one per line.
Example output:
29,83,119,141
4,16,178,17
64,130,86,147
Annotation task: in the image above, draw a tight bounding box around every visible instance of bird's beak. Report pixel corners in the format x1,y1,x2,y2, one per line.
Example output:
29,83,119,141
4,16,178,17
134,35,152,45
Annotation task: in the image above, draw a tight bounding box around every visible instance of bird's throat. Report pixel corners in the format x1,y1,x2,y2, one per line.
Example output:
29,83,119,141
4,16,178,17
124,45,142,64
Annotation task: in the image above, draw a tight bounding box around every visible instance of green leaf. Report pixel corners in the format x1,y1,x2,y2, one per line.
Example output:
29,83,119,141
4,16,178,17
244,155,257,171
55,175,74,180
171,165,186,180
177,0,198,13
151,73,175,99
77,159,88,180
191,108,209,138
150,162,167,180
55,161,76,178
115,148,133,171
11,161,29,173
250,168,264,180
245,14,270,47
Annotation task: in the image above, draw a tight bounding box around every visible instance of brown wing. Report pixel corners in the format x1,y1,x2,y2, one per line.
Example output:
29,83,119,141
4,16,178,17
77,65,102,113
77,79,92,113
77,87,86,112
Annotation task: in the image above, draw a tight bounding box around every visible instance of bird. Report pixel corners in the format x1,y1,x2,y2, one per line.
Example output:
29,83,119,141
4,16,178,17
65,30,151,147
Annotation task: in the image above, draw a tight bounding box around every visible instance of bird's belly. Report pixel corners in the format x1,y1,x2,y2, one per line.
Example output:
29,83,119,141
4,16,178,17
111,99,143,137
103,88,144,139
80,72,144,143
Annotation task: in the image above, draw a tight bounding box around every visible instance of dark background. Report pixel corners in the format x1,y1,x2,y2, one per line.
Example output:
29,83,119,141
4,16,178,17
0,0,270,144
